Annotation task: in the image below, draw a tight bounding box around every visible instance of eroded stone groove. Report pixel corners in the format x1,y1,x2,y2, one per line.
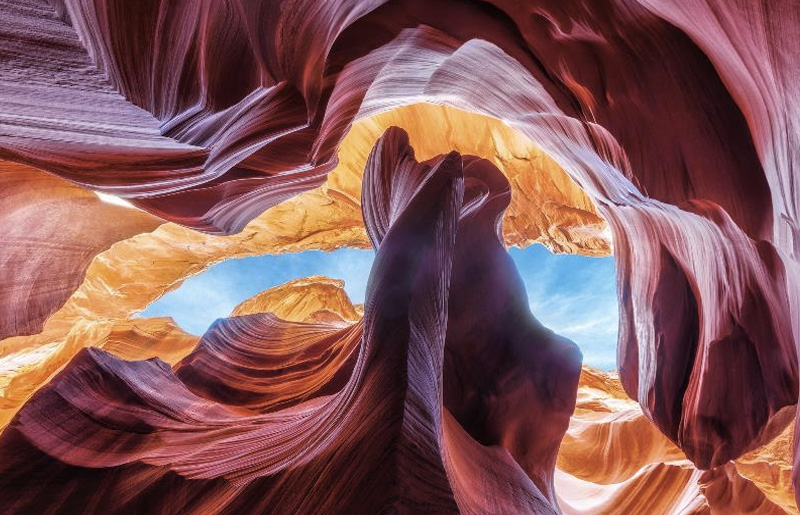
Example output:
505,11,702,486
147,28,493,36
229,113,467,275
0,128,579,514
1,0,799,512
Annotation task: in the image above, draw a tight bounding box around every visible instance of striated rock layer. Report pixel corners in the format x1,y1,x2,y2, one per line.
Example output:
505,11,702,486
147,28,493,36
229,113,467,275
3,272,796,514
0,130,581,513
1,0,799,511
0,102,604,427
0,160,161,341
0,316,198,428
557,367,796,514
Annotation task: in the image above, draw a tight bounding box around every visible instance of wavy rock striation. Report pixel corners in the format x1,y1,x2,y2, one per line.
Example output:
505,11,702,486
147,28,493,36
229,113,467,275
3,271,795,513
556,367,796,514
0,160,160,341
0,130,581,513
1,0,799,510
0,316,198,428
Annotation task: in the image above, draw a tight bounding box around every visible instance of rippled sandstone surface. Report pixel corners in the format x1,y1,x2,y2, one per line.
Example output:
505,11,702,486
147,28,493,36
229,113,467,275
0,102,607,429
3,270,795,513
1,0,799,512
0,129,584,513
557,367,796,514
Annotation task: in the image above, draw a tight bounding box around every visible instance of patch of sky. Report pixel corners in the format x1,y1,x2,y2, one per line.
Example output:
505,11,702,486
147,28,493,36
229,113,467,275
140,244,618,369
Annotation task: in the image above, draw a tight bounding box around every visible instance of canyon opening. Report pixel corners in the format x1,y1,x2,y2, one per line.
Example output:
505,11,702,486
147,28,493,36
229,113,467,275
1,1,798,514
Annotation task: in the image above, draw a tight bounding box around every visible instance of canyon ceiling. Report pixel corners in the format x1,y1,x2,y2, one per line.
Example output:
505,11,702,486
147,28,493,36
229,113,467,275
0,0,799,513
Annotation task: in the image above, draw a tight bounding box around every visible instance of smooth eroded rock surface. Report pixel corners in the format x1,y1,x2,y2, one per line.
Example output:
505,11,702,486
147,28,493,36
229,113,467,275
2,0,799,511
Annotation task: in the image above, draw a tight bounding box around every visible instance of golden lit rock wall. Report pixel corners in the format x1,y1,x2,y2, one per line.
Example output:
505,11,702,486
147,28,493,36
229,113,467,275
556,368,797,514
4,273,792,513
231,275,362,324
0,104,608,426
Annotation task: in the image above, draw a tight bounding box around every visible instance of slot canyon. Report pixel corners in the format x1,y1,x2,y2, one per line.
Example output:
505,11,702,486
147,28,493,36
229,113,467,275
0,1,799,513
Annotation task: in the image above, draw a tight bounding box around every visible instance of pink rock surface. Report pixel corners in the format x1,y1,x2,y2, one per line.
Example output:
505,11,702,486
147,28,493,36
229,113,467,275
0,160,160,340
2,0,799,511
0,130,580,513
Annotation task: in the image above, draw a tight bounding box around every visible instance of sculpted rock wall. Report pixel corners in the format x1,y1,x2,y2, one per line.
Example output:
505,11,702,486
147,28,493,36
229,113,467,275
0,130,580,513
1,0,799,511
557,367,796,514
0,316,197,428
3,269,795,513
359,106,610,256
0,103,605,427
0,160,160,341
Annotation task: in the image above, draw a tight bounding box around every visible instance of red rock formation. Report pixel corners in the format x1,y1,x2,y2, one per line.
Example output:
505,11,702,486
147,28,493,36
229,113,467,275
0,130,580,513
0,316,198,428
0,160,160,341
175,314,362,413
0,103,609,434
2,0,799,511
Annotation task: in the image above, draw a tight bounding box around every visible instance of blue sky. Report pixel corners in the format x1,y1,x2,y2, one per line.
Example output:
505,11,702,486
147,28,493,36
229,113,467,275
509,246,619,370
139,249,375,332
140,245,619,370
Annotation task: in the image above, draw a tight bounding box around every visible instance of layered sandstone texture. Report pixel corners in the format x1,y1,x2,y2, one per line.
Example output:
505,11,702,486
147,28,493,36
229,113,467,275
0,101,607,427
557,367,797,514
4,270,795,513
1,0,799,513
0,129,585,513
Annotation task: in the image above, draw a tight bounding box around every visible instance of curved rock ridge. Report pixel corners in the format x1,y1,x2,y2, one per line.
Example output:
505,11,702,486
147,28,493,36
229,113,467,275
176,314,363,415
231,275,362,324
615,200,797,469
0,129,581,513
556,367,797,514
558,367,687,485
557,461,789,515
0,316,198,428
354,105,610,256
737,414,797,514
2,0,800,509
0,274,361,427
68,316,199,366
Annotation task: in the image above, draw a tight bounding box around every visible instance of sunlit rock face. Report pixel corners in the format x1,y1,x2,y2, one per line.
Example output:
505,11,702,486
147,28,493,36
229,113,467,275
0,316,198,428
1,0,799,512
231,275,363,324
558,367,796,514
0,129,581,513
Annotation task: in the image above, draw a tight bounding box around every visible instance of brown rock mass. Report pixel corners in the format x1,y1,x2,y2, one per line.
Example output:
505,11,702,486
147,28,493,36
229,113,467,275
1,0,799,512
0,104,607,429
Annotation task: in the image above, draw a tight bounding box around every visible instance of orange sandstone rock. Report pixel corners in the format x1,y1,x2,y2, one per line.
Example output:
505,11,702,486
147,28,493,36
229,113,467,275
231,275,362,324
0,317,197,427
0,104,607,430
556,367,797,514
